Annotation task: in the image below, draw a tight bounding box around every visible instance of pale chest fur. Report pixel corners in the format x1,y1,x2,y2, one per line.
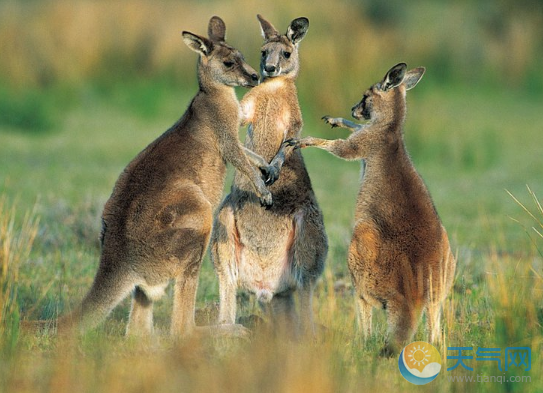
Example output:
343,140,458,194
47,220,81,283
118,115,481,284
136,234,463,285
232,78,306,299
240,78,299,160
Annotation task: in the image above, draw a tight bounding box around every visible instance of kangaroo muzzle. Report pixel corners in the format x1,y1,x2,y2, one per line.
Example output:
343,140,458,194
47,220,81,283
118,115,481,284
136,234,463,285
243,65,260,87
262,63,281,78
261,50,282,78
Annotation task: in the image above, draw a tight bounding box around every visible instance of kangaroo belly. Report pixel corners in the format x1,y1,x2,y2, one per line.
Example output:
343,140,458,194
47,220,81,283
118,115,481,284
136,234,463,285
238,247,297,302
235,211,298,301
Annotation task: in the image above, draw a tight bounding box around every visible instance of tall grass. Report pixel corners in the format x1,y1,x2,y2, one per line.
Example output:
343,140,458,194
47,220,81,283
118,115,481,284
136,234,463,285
0,198,39,351
507,186,543,257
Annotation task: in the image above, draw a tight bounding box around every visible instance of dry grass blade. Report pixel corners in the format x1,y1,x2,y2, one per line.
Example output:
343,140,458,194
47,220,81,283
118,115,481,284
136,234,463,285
507,187,543,251
0,196,40,342
507,187,543,287
527,185,543,236
506,188,539,224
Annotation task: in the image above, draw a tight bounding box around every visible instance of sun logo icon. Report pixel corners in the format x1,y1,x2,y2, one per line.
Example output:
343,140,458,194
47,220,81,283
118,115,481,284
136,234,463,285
398,341,442,385
407,344,431,368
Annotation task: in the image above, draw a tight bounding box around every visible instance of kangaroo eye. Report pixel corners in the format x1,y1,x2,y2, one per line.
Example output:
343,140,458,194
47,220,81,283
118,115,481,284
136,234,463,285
261,50,266,58
283,51,291,59
223,61,234,68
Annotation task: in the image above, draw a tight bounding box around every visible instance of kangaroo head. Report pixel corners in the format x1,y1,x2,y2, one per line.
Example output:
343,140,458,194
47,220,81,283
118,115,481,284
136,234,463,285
256,14,309,80
182,16,259,88
352,63,425,122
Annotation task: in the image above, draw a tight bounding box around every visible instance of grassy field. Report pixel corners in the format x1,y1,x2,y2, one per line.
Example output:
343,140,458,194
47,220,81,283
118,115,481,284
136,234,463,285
1,1,543,392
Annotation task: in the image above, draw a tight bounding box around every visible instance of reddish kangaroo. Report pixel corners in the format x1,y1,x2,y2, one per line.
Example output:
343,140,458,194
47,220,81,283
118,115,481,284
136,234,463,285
292,63,456,354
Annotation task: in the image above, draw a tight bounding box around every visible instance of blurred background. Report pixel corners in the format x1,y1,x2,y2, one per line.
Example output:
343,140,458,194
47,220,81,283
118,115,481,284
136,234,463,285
1,0,543,319
1,0,542,130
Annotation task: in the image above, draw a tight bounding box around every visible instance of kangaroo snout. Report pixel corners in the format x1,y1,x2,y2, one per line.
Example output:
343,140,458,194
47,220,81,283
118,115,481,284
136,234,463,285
264,64,277,74
248,72,259,87
262,64,280,78
352,100,371,120
351,105,364,120
243,65,260,87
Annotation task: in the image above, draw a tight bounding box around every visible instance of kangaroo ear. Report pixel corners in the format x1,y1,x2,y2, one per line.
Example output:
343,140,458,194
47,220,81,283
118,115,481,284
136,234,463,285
286,17,309,44
182,32,213,56
403,67,426,90
208,16,226,42
257,14,279,39
381,63,407,91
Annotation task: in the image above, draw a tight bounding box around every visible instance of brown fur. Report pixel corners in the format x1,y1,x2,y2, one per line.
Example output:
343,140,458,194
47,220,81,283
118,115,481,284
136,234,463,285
293,63,456,353
57,17,277,338
211,15,327,337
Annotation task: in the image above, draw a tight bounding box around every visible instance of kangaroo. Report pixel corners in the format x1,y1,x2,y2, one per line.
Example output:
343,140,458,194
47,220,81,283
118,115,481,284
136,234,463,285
290,63,456,354
211,15,328,338
58,16,278,337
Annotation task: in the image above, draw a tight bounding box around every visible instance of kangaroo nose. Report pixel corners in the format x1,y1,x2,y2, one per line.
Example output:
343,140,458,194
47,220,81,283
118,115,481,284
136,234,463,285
251,73,259,82
264,65,276,73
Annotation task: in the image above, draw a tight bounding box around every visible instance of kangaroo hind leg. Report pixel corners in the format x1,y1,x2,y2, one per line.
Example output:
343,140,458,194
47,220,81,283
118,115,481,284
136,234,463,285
271,292,298,339
382,296,422,356
167,187,213,337
356,296,373,341
126,286,156,336
211,202,239,326
291,208,327,338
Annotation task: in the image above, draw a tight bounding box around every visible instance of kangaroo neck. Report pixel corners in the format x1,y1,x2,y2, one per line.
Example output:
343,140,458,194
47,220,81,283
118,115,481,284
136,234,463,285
197,78,235,98
262,74,297,85
179,80,238,141
361,121,415,189
194,71,239,117
372,93,407,128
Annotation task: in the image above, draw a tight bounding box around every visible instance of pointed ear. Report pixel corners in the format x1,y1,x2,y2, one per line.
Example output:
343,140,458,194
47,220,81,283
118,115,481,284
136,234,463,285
381,63,407,91
286,17,309,44
403,67,426,90
208,16,226,42
257,14,279,39
182,32,213,56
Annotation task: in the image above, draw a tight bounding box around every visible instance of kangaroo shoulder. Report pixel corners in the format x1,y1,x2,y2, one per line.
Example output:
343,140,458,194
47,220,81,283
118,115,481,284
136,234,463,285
240,93,256,124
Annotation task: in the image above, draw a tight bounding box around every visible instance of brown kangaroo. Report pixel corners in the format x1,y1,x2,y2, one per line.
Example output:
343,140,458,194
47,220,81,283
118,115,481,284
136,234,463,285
58,16,278,337
291,63,456,354
211,15,328,337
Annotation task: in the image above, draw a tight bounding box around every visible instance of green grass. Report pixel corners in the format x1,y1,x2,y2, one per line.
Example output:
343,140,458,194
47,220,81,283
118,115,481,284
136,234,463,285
0,79,541,392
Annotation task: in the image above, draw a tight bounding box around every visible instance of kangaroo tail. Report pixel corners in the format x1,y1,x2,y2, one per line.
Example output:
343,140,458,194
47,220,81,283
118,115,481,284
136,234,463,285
64,262,135,332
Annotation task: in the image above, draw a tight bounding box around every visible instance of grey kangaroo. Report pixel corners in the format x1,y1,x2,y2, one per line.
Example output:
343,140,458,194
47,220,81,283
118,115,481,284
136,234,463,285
211,15,328,337
291,63,456,354
58,16,278,337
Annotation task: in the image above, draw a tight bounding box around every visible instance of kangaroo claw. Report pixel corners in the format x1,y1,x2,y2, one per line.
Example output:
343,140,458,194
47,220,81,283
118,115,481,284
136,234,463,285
259,191,273,208
261,165,279,186
322,116,338,128
284,138,301,149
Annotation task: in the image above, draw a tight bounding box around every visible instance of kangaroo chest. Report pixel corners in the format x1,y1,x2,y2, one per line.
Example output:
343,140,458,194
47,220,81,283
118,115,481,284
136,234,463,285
242,80,300,157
